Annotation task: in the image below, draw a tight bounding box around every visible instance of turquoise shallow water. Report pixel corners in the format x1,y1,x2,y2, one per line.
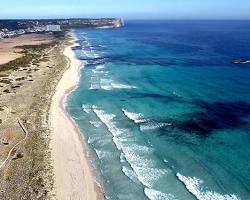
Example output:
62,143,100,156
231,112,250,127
66,21,250,200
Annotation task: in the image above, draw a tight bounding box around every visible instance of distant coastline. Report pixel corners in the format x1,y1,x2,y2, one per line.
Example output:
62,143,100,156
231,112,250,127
0,18,123,39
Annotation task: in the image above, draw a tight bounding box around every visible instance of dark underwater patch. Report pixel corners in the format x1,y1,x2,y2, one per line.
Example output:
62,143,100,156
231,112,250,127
80,57,108,66
159,101,250,137
127,92,180,103
79,53,241,68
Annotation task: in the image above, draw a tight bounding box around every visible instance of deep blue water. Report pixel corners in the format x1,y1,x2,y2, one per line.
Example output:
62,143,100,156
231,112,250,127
66,20,250,200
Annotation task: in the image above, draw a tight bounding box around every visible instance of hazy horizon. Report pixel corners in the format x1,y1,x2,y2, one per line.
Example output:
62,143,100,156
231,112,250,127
1,0,250,20
1,18,250,21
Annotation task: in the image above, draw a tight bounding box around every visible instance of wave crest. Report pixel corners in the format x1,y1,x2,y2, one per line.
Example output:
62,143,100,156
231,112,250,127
144,188,175,200
122,109,147,123
176,173,240,200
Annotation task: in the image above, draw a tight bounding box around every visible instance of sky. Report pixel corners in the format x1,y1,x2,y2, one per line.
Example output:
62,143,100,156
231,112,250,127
1,0,250,20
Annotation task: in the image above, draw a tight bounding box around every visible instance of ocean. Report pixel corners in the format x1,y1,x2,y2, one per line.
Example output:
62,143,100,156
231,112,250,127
66,20,250,200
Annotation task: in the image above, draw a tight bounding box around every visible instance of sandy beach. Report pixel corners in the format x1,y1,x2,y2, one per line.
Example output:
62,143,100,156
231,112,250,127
50,36,100,200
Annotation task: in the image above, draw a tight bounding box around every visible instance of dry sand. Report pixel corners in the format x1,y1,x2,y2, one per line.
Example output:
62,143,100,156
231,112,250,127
0,33,53,65
50,38,101,200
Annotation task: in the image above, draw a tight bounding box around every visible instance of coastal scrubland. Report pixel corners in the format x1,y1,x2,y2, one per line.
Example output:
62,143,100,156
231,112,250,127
0,33,70,199
0,34,54,65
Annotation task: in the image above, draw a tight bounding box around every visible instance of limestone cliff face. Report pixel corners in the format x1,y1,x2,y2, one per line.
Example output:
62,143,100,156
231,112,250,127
113,18,124,28
96,18,124,29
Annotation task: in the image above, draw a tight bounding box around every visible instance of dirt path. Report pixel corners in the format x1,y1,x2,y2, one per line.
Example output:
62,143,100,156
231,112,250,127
0,119,29,169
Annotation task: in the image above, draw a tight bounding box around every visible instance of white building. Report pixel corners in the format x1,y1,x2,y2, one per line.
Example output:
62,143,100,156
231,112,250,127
46,25,61,32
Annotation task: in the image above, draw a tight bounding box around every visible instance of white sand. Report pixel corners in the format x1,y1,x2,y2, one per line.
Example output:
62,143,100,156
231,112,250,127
50,37,101,200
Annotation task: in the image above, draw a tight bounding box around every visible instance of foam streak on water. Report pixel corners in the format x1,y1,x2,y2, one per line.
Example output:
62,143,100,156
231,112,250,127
122,109,171,131
176,173,240,200
122,109,147,123
92,106,170,197
139,122,172,131
144,188,176,200
100,79,137,90
82,104,91,113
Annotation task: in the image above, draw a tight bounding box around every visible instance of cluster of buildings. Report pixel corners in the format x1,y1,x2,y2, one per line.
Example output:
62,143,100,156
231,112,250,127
0,25,62,39
0,18,123,40
57,18,123,27
45,25,61,32
0,28,25,39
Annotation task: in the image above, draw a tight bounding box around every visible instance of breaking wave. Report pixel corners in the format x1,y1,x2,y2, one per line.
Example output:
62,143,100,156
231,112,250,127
82,104,91,113
122,109,171,131
122,109,147,123
139,121,171,131
176,173,240,200
92,106,169,190
99,79,137,90
89,121,102,128
144,188,176,200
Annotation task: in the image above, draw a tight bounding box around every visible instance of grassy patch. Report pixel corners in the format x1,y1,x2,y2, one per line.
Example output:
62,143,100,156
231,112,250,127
0,41,58,73
0,79,11,84
16,77,26,81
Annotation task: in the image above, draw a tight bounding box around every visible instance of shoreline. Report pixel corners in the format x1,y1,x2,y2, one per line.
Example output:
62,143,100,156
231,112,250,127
50,34,102,200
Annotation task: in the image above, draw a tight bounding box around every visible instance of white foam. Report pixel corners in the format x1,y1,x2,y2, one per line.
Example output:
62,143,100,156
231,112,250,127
93,53,99,58
144,188,175,200
95,149,113,159
126,143,155,154
140,122,171,131
89,84,100,90
120,153,126,163
82,104,91,113
92,65,106,74
92,69,105,74
96,65,105,69
120,144,168,188
93,106,127,151
71,116,86,120
122,166,141,184
93,106,169,189
89,121,102,128
93,106,116,123
176,173,240,200
89,76,100,90
100,79,113,90
84,52,93,58
111,83,137,89
129,165,168,188
123,109,171,132
122,109,147,123
100,79,137,90
80,41,100,59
